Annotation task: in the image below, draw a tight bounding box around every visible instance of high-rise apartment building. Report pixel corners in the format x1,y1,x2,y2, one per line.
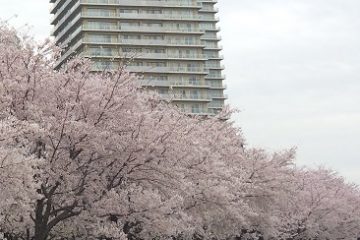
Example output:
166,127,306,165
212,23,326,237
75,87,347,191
50,0,226,115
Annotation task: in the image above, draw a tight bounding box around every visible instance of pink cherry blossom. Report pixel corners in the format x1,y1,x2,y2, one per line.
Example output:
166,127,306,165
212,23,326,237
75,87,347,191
1,22,359,240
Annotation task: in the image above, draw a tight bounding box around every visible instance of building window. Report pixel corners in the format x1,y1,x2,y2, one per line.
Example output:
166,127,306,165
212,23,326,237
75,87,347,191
88,34,112,43
191,104,201,113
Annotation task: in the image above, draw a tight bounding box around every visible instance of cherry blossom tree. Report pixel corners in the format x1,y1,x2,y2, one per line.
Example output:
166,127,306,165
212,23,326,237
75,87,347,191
1,22,360,240
271,168,360,240
176,147,297,240
0,117,43,240
0,22,245,240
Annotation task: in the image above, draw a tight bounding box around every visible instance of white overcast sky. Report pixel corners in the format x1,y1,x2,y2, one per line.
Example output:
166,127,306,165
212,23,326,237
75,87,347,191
0,0,359,183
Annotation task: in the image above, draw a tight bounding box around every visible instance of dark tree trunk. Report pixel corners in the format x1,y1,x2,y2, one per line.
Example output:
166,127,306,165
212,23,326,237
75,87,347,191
33,199,50,240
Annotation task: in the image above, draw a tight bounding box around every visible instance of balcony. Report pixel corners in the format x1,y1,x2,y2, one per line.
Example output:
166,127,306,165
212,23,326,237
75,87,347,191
170,81,210,88
105,12,202,21
82,37,204,47
200,6,219,12
200,26,221,32
83,51,206,60
51,0,77,24
205,64,225,70
119,38,203,47
199,0,218,3
177,105,213,115
204,54,224,60
210,94,228,100
80,0,202,8
208,102,224,109
126,66,207,74
52,0,81,34
206,74,226,80
54,13,82,43
201,35,222,41
91,64,207,74
138,80,170,87
80,20,204,34
50,0,67,14
135,53,206,60
204,45,223,51
208,82,226,89
55,39,83,68
160,93,211,102
138,79,209,88
200,15,220,22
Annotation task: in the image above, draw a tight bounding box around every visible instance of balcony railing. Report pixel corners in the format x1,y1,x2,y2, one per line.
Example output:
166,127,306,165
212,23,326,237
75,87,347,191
136,53,206,59
119,38,202,46
200,26,221,32
139,79,209,88
210,94,228,99
208,103,224,109
205,54,224,58
57,27,82,50
55,13,81,43
91,64,207,74
200,6,219,12
80,0,202,8
200,15,220,21
207,81,226,89
82,51,206,60
206,74,226,79
82,37,203,47
126,66,207,74
84,12,203,21
52,0,76,24
205,64,225,69
81,21,203,33
51,0,68,14
160,93,211,102
52,0,81,34
92,64,207,74
55,38,83,68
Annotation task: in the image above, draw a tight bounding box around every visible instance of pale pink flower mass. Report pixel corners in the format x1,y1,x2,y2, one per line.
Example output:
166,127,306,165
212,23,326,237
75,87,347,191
0,22,359,240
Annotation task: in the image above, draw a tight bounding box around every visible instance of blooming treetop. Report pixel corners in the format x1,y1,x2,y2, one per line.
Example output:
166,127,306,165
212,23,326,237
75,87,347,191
0,22,359,240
